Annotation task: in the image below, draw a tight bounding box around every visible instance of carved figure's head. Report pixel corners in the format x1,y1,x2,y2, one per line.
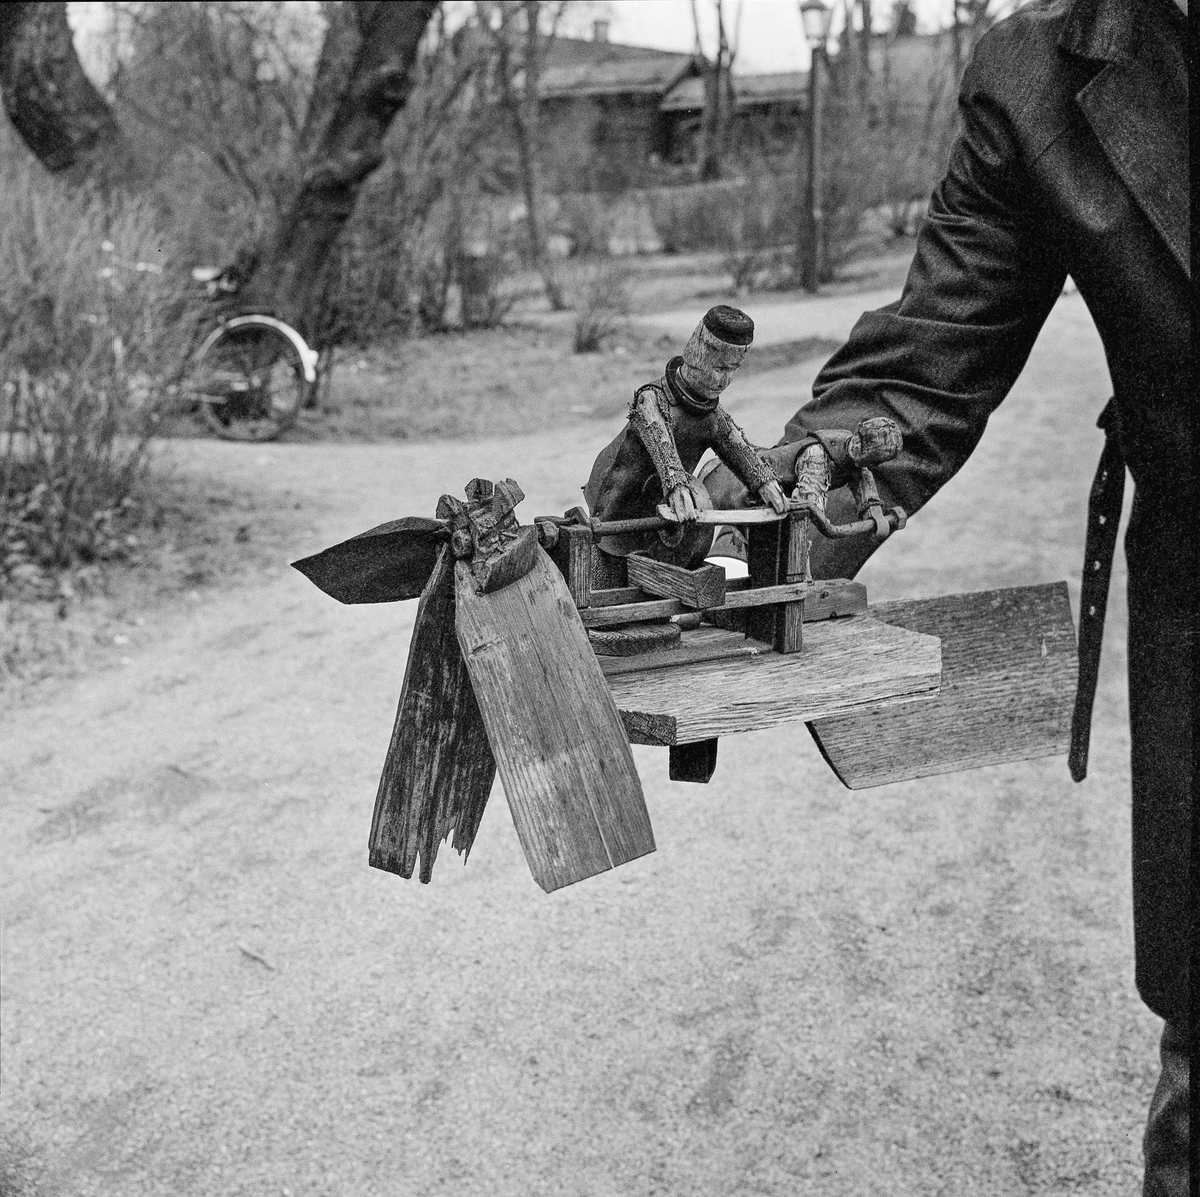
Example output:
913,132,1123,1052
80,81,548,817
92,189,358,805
679,305,754,399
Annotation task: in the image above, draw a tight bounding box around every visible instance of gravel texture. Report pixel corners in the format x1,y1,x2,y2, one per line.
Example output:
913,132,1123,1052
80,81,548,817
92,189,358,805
0,291,1159,1196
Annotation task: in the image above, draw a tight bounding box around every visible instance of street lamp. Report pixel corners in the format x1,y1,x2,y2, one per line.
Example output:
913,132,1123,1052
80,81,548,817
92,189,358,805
798,0,833,291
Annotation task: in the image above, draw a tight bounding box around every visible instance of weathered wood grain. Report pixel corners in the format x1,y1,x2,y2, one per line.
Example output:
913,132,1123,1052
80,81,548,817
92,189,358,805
455,549,655,891
669,738,719,783
777,514,808,653
584,578,870,627
471,524,540,594
803,580,868,620
581,597,685,626
655,506,787,525
589,586,646,607
626,554,726,609
368,545,497,882
609,614,941,746
719,581,810,608
743,515,807,650
550,524,592,608
598,627,768,676
589,622,681,656
808,582,1077,788
704,578,867,631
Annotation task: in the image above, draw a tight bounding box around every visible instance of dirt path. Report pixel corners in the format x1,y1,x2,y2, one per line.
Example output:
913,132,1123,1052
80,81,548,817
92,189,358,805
1,292,1159,1197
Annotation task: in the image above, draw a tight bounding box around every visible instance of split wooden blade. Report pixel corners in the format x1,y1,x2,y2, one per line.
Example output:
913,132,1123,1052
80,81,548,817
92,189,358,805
808,582,1077,788
368,545,496,881
292,516,447,604
454,548,655,892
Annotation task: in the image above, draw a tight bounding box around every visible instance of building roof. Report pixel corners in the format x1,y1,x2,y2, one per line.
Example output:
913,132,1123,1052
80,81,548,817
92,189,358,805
538,35,699,99
659,70,810,112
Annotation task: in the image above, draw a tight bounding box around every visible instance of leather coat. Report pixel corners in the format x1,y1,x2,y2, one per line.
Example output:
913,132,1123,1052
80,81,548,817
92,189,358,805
714,0,1192,1023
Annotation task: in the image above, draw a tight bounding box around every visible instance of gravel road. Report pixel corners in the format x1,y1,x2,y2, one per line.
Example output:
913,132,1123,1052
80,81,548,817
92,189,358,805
1,291,1160,1196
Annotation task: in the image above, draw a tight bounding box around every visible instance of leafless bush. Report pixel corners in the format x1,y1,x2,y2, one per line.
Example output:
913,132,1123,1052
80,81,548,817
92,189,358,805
645,176,798,266
459,247,518,330
0,168,196,594
645,181,740,254
567,259,632,354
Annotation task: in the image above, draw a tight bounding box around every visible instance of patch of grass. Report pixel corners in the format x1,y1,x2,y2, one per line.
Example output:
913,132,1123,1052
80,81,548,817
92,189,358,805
303,323,675,442
296,325,844,444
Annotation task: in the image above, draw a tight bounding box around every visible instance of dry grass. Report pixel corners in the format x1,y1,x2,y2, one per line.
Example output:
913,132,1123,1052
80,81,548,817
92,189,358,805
278,324,843,445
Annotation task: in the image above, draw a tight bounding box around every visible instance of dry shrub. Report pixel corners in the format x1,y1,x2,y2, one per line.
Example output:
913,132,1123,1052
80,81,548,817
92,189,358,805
645,175,800,290
0,167,197,597
567,259,632,354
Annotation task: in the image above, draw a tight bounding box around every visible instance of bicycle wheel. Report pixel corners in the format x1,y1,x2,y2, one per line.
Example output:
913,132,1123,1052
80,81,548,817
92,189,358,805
187,319,307,441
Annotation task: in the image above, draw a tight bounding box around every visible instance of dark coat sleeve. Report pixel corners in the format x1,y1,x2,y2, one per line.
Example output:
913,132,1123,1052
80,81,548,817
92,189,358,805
782,34,1069,578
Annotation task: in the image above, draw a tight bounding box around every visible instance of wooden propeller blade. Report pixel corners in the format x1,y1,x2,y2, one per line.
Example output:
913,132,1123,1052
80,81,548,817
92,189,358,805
368,544,497,882
454,548,655,892
808,582,1077,788
292,516,447,604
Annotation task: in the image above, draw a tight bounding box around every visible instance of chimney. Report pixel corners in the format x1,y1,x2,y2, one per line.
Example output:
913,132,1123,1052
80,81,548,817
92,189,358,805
593,18,610,42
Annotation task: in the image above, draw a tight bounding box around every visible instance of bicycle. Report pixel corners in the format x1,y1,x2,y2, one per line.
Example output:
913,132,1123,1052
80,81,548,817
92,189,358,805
181,264,319,442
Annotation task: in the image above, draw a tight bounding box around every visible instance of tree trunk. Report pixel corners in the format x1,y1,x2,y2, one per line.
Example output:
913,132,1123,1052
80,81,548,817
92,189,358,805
859,0,873,110
1,0,437,344
491,1,564,313
0,2,134,189
240,0,438,339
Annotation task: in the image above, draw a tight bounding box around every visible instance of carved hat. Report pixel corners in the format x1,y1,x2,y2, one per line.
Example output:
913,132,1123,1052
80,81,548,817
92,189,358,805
702,305,754,346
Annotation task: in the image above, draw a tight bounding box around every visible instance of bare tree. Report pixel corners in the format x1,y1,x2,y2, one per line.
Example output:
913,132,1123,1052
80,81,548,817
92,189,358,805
0,2,135,189
0,1,438,340
477,0,566,311
240,0,438,337
690,0,739,181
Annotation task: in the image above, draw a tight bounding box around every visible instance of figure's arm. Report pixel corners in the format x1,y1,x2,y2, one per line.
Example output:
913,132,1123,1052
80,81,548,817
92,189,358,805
709,405,788,513
706,25,1067,576
627,386,700,521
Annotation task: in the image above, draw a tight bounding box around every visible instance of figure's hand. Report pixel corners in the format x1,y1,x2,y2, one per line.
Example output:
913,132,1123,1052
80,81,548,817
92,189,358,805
665,483,699,522
757,479,788,514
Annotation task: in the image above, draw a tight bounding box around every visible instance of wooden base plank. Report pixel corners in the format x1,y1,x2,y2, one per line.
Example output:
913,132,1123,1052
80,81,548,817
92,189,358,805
368,545,497,882
454,549,655,891
807,582,1077,788
609,614,941,746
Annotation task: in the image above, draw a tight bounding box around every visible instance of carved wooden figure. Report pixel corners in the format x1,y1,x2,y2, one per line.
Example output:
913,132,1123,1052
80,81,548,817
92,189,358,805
585,305,788,568
293,307,1079,895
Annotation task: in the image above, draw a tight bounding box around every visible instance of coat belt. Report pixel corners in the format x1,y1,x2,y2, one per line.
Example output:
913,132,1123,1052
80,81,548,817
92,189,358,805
1069,397,1125,781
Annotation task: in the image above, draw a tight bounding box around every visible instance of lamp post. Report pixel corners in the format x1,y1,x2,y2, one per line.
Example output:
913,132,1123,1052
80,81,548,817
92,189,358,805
798,0,833,291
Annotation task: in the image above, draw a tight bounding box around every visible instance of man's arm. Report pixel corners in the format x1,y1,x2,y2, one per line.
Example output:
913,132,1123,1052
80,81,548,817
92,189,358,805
708,33,1068,578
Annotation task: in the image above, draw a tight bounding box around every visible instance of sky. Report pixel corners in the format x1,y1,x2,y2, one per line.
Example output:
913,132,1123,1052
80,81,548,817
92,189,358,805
69,0,959,81
574,0,955,73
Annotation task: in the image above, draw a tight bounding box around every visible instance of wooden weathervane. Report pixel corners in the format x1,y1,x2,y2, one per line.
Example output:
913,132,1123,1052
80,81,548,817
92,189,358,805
294,306,1078,893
